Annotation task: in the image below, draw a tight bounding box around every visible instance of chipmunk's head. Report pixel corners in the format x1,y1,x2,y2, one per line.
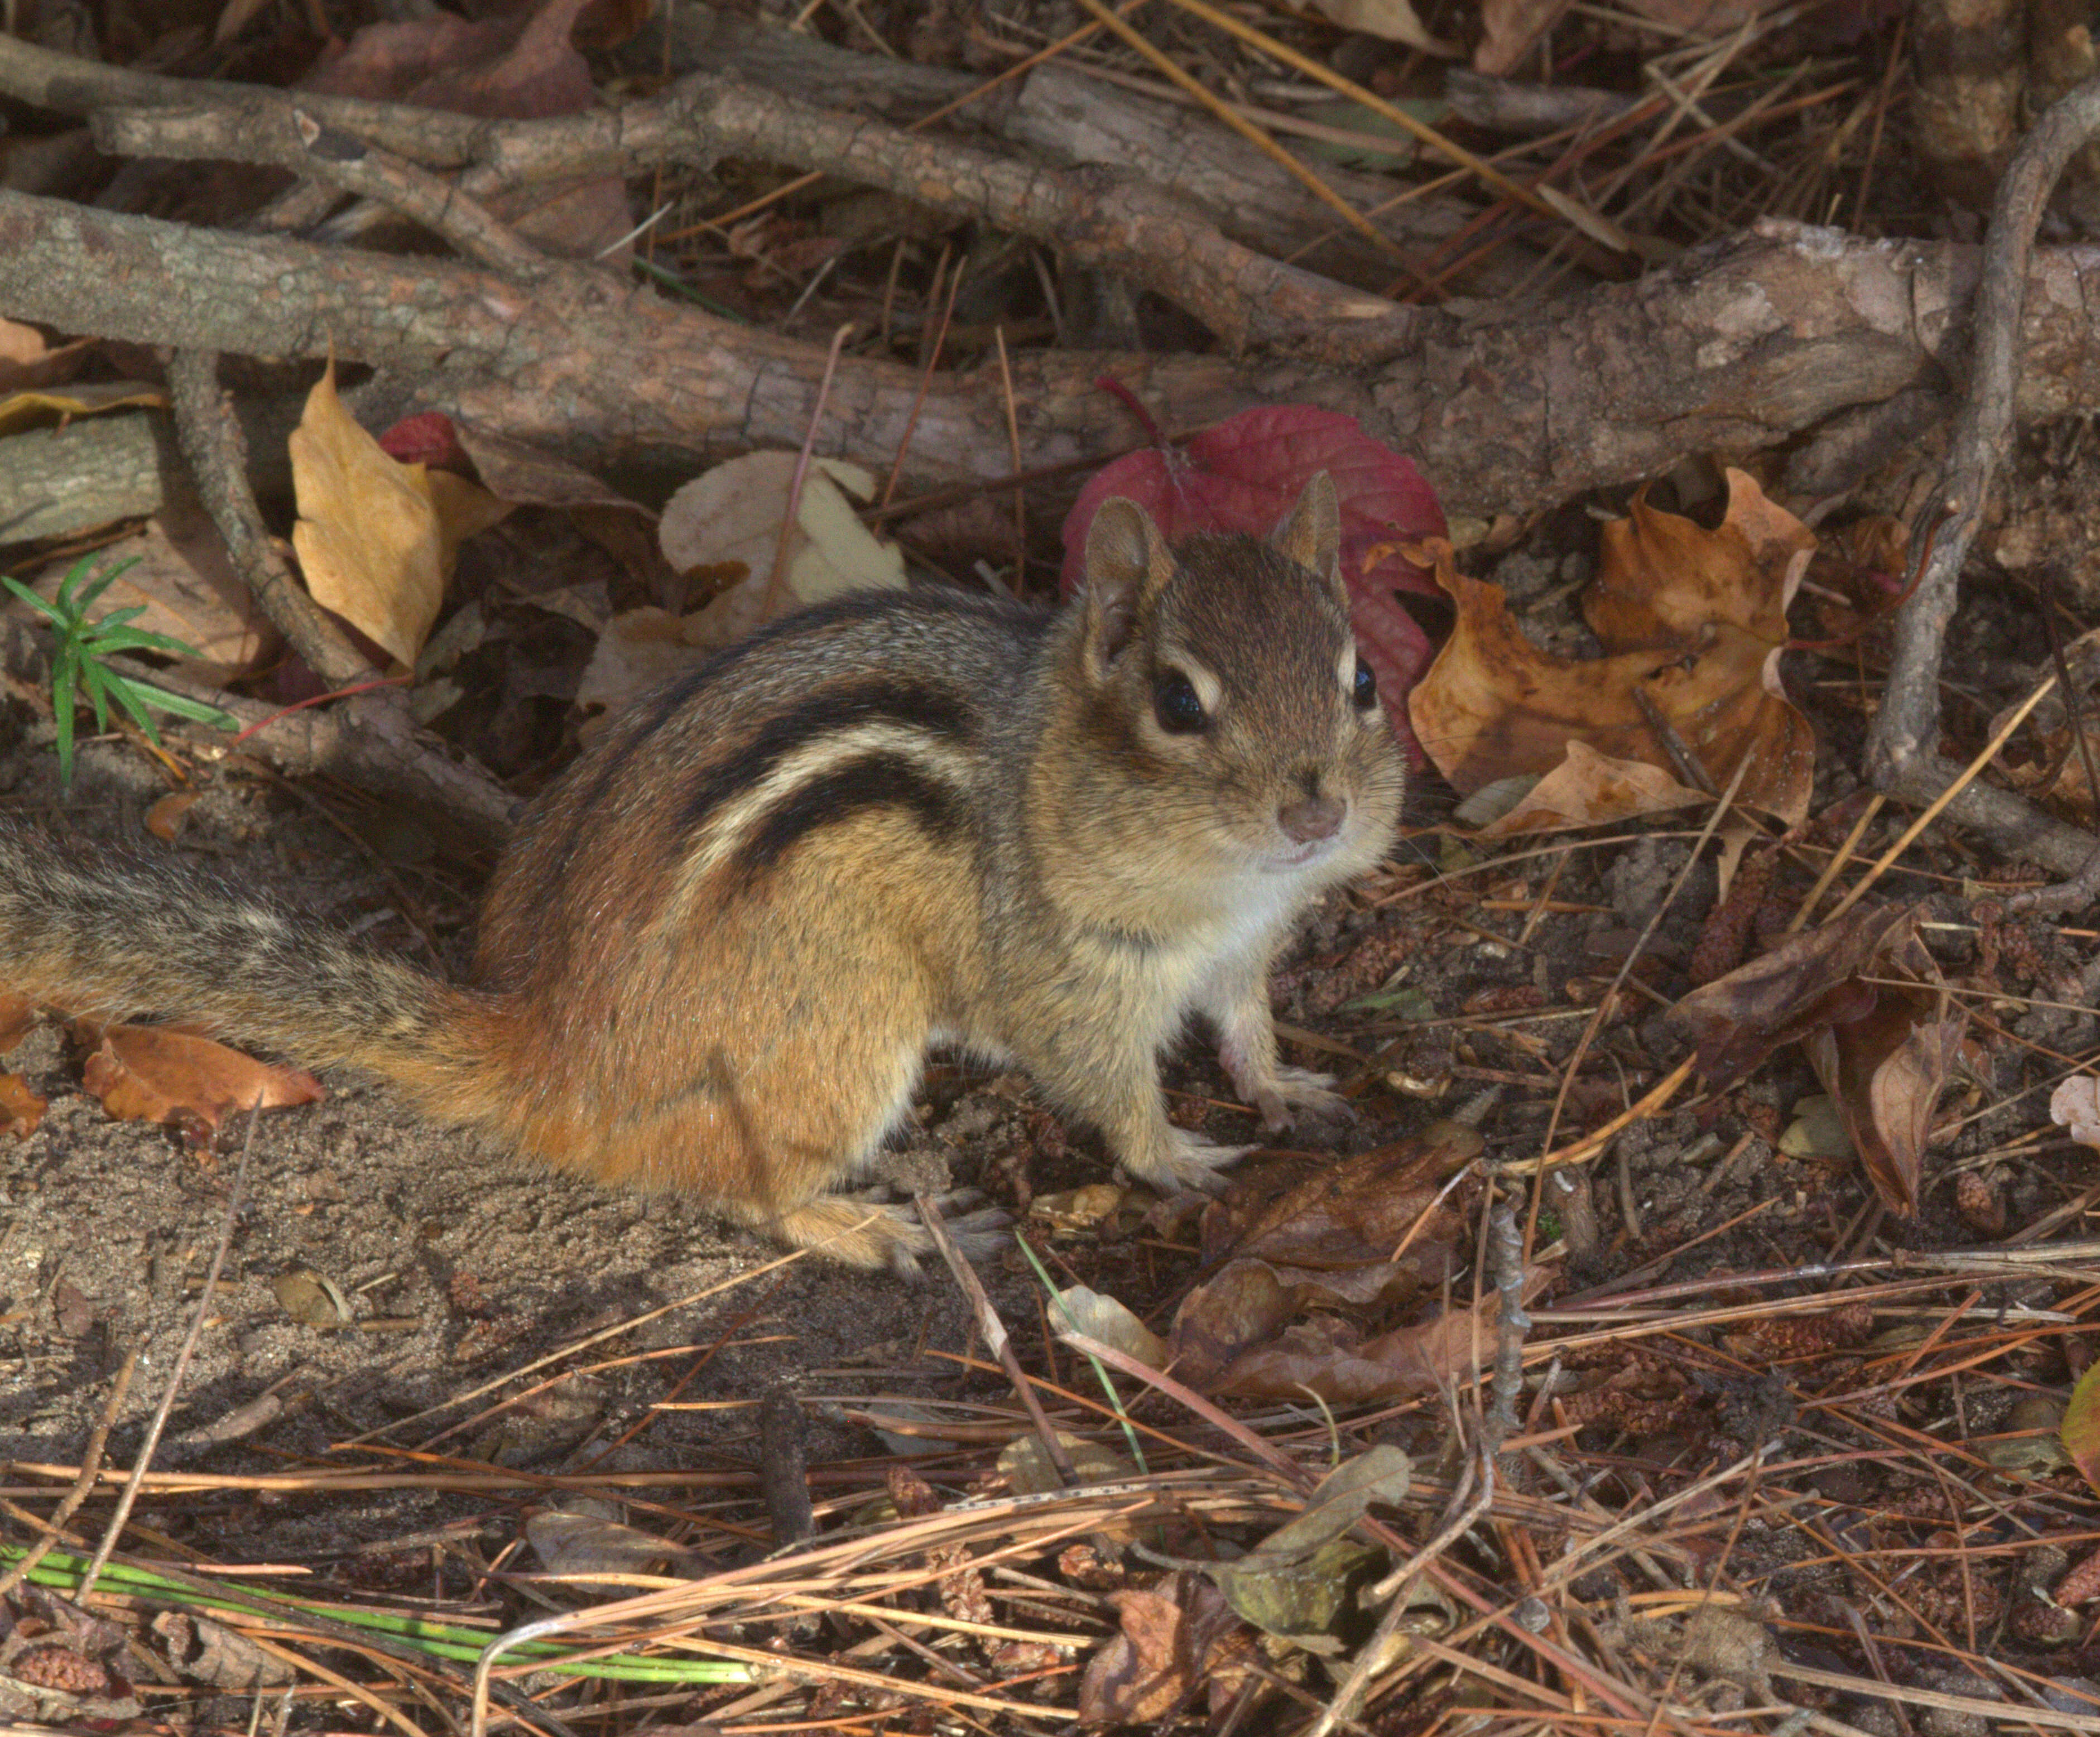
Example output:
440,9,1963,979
1073,472,1407,893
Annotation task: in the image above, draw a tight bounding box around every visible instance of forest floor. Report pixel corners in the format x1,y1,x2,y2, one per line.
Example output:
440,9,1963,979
4,0,2100,1733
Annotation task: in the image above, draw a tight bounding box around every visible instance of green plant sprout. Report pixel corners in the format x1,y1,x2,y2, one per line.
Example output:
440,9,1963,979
2,552,239,787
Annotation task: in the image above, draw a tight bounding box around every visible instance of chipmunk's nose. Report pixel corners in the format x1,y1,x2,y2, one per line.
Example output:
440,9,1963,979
1278,782,1345,844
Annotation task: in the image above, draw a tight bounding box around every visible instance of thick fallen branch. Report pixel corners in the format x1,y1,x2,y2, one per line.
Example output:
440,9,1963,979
2,185,2094,522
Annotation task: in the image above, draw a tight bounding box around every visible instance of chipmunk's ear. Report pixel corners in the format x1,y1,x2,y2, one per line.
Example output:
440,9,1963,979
1082,497,1175,673
1271,472,1344,603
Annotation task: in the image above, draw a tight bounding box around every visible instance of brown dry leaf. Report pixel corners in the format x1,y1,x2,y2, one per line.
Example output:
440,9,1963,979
1200,1122,1481,1277
1172,1126,1506,1400
145,792,201,842
302,0,629,258
290,359,445,666
0,1072,45,1139
426,468,513,574
1409,469,1817,833
79,1023,323,1140
1079,1577,1254,1724
0,990,35,1053
1801,994,1965,1217
1191,1279,1532,1402
1666,905,1962,1214
0,317,91,393
453,421,652,513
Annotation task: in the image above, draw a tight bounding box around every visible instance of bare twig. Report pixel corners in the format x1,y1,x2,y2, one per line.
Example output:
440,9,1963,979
1482,1202,1530,1452
1867,70,2100,868
757,1384,815,1548
915,1193,1080,1490
165,349,373,691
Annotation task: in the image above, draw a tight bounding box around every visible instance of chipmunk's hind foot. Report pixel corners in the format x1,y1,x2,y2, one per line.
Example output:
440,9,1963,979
756,1194,1011,1278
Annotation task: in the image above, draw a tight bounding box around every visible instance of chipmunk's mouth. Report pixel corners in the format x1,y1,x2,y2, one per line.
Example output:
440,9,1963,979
1261,836,1340,873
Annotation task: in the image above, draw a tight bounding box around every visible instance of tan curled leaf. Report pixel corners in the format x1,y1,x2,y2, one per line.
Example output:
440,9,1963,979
81,1024,323,1136
1669,904,1961,1216
657,451,904,651
1053,1286,1167,1368
290,359,444,666
1801,999,1965,1218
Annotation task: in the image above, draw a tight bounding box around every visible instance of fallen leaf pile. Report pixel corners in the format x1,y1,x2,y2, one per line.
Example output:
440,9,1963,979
1666,903,1966,1215
1408,468,1818,835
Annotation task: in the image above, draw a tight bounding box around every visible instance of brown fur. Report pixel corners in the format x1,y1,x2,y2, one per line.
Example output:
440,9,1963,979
0,477,1405,1274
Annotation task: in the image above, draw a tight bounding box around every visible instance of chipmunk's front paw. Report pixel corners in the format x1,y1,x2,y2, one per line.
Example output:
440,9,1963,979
1123,1129,1253,1196
1252,1066,1354,1132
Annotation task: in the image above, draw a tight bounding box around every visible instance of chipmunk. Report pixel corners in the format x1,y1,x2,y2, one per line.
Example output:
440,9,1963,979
0,473,1405,1274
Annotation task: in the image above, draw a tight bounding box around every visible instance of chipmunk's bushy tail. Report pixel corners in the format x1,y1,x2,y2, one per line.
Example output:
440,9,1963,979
0,821,511,1127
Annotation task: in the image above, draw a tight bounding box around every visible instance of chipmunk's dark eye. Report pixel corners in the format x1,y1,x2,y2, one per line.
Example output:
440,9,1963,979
1153,670,1207,734
1352,656,1378,711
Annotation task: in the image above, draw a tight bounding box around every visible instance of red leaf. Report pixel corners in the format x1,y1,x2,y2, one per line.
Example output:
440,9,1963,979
378,411,467,470
1059,401,1447,745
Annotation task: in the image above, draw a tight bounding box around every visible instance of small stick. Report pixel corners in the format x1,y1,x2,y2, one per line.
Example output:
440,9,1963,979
757,1383,815,1547
166,349,374,690
1869,70,2100,795
993,326,1025,568
763,320,856,620
1482,1202,1531,1451
878,249,962,511
80,1093,261,1600
915,1193,1080,1490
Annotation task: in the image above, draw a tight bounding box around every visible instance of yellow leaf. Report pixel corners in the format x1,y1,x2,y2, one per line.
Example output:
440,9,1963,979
0,381,164,435
427,468,513,574
289,360,443,666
